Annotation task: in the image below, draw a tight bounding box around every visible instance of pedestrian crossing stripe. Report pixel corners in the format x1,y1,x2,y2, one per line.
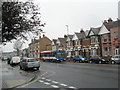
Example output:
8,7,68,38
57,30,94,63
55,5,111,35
39,78,77,89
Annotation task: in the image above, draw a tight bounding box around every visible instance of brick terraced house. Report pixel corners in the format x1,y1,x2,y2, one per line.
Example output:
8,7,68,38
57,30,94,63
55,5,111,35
24,18,120,60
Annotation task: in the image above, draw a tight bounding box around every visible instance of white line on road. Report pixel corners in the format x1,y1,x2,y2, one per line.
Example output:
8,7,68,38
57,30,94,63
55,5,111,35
52,81,59,84
51,85,59,88
44,82,51,85
46,79,51,81
59,83,67,87
41,77,45,79
39,80,44,83
69,86,77,89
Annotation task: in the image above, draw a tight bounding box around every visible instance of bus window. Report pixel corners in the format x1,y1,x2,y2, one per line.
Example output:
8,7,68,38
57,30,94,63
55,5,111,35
57,52,66,57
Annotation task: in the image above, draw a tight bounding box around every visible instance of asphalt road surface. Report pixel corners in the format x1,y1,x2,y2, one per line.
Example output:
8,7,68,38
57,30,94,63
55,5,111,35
1,60,119,89
19,61,119,89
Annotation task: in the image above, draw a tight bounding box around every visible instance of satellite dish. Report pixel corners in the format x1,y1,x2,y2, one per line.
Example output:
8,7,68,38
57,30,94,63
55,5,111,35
14,40,23,50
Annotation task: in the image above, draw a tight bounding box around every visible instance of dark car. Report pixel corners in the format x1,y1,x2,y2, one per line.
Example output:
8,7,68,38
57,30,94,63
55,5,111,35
2,57,8,61
7,58,11,64
73,55,88,63
88,56,108,64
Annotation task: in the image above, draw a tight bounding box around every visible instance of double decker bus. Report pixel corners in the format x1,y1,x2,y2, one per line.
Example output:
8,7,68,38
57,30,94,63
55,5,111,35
39,49,66,62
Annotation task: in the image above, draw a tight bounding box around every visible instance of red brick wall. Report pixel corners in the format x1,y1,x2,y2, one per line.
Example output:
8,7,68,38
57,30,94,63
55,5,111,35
101,33,111,56
82,38,90,46
110,27,120,55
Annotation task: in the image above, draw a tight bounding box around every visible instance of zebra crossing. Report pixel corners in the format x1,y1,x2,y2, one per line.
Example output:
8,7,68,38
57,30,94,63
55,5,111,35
38,77,77,89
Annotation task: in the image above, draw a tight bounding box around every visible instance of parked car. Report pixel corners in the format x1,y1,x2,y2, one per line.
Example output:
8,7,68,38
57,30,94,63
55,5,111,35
73,55,88,63
7,57,11,64
2,57,8,61
111,55,120,64
19,58,40,70
88,56,109,64
10,56,21,65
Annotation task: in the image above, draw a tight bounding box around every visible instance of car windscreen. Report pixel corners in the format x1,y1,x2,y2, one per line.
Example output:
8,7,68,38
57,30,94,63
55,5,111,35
78,56,83,58
92,56,100,59
28,58,38,62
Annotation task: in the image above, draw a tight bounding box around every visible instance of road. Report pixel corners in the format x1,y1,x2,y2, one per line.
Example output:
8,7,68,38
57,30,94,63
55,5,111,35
1,60,119,89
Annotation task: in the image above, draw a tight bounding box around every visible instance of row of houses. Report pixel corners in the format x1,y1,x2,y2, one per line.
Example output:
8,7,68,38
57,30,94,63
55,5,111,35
22,18,120,60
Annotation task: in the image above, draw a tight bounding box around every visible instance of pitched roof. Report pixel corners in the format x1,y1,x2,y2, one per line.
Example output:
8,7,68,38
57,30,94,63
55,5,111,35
90,27,101,35
75,32,85,40
85,30,89,37
103,22,113,31
29,39,39,45
52,39,57,44
103,19,120,30
67,35,73,40
112,19,120,28
58,38,66,44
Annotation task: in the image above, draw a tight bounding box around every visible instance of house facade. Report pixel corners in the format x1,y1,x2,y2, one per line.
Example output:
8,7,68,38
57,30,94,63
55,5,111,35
99,19,113,59
72,30,85,56
56,37,67,50
29,36,52,58
110,19,120,55
29,39,39,58
52,39,58,50
98,19,120,59
88,27,101,56
82,30,91,57
26,18,120,59
66,35,73,57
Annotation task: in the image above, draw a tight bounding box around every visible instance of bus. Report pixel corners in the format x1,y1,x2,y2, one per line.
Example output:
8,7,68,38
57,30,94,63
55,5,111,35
39,49,67,62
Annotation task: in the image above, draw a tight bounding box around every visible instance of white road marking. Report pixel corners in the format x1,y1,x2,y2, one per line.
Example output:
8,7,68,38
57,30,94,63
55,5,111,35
44,82,51,85
52,81,59,84
69,86,76,89
51,85,59,88
39,80,44,83
42,77,45,79
60,83,67,87
38,78,76,89
46,79,51,81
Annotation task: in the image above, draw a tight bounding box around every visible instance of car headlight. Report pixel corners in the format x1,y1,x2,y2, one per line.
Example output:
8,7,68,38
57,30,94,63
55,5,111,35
82,58,85,60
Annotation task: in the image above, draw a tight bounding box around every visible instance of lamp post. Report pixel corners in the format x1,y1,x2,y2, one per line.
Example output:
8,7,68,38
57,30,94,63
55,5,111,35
65,25,69,35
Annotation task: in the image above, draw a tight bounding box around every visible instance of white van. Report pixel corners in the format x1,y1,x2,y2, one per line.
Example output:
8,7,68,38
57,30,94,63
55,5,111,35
10,56,21,65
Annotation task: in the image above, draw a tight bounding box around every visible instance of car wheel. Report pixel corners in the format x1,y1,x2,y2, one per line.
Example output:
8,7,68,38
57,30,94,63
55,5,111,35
20,66,22,70
73,59,76,62
98,61,102,64
37,67,39,70
89,61,92,63
111,61,115,64
24,67,28,71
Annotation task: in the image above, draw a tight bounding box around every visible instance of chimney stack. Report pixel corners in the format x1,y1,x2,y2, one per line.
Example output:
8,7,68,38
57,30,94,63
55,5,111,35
108,18,113,23
80,28,84,33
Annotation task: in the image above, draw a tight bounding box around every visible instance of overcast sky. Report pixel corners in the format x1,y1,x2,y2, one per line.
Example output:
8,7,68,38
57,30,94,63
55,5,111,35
2,0,119,52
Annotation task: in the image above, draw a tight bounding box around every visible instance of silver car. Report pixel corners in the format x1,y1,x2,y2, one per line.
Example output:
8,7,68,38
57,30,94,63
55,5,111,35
19,58,40,70
111,55,120,64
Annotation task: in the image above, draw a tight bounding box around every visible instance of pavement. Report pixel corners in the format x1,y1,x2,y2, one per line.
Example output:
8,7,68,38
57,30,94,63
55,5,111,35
0,60,36,89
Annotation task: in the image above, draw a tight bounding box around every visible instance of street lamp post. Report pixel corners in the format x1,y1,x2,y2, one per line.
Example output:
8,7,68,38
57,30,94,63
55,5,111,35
65,25,69,35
